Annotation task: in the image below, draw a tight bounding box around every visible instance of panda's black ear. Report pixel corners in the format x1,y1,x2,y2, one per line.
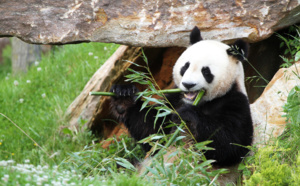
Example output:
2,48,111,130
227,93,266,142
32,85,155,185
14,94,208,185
227,39,249,62
190,26,203,45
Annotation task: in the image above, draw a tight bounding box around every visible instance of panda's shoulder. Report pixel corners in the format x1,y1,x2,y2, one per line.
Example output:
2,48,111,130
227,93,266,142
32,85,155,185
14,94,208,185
203,85,250,116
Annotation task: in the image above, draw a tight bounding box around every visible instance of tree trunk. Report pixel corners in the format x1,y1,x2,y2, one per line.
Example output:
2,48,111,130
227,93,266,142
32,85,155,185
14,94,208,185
11,37,41,74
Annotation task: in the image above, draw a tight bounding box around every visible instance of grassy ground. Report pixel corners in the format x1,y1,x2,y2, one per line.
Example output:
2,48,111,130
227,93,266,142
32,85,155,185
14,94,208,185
0,43,120,165
0,42,143,185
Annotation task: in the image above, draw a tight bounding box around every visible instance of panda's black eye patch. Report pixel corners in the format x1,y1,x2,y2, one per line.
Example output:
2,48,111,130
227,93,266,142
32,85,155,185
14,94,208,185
202,66,214,83
180,62,190,76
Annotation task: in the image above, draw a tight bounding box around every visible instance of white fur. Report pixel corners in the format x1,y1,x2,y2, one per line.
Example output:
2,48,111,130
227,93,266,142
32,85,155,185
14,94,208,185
173,40,247,103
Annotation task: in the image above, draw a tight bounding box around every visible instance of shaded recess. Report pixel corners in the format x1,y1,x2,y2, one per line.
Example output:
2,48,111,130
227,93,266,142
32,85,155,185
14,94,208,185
245,30,287,103
90,47,185,145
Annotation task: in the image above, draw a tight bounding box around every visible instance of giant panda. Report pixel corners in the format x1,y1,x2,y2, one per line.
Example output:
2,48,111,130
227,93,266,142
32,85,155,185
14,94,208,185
110,26,253,167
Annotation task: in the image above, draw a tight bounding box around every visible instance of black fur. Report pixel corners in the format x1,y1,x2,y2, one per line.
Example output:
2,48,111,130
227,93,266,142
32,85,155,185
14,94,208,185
190,26,203,45
110,83,253,166
201,66,214,83
227,39,249,62
180,62,190,76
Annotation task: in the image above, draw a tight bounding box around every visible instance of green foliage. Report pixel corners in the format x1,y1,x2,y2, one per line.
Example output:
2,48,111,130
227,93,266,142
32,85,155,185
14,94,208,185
283,85,300,129
277,25,300,68
62,134,145,176
143,142,226,186
244,145,294,186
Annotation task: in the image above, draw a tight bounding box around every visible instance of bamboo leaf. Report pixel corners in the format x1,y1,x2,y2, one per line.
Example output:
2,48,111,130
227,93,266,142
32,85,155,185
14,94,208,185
114,157,136,171
143,96,164,105
174,136,186,142
156,110,172,118
151,135,164,140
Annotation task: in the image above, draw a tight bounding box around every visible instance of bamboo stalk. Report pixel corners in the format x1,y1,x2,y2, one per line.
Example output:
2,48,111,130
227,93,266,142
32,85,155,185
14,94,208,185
140,89,205,176
89,88,182,96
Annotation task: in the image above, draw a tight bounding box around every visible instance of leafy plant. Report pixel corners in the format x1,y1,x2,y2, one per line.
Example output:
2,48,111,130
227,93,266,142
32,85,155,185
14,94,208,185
277,25,300,68
61,134,145,176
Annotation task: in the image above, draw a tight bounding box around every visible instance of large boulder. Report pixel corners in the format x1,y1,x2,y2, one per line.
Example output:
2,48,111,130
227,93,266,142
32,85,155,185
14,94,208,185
251,63,300,146
1,0,300,47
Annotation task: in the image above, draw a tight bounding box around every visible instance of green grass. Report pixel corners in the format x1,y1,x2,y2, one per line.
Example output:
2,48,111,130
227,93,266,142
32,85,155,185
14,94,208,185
0,43,119,165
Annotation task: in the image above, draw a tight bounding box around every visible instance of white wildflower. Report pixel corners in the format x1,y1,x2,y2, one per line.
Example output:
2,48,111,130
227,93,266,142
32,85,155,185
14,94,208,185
0,161,7,166
26,80,31,83
5,76,9,80
94,56,98,59
37,179,42,186
43,175,49,181
34,61,39,66
14,80,19,86
2,174,9,182
88,52,93,56
24,159,30,163
41,93,46,98
19,98,24,103
62,178,69,184
26,176,32,181
7,160,15,164
37,67,42,71
104,46,107,50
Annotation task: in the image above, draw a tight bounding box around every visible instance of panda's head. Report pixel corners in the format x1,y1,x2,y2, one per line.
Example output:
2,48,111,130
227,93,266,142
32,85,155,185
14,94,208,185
173,26,249,104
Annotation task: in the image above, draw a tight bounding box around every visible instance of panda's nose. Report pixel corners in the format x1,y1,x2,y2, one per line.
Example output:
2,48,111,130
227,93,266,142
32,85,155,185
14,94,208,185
182,82,196,90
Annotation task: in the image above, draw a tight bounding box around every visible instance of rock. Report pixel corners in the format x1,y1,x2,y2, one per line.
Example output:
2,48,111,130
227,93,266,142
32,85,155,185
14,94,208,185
251,63,300,146
1,0,300,47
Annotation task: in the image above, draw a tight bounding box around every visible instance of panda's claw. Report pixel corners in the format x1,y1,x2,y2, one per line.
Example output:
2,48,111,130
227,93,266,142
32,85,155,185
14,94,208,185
110,84,139,98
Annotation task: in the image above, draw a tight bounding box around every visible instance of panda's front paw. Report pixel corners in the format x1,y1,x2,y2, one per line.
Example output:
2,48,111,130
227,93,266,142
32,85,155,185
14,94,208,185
110,84,139,118
110,84,139,98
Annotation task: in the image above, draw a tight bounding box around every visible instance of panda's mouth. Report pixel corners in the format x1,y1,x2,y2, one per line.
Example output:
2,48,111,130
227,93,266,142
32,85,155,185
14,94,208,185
183,91,199,101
